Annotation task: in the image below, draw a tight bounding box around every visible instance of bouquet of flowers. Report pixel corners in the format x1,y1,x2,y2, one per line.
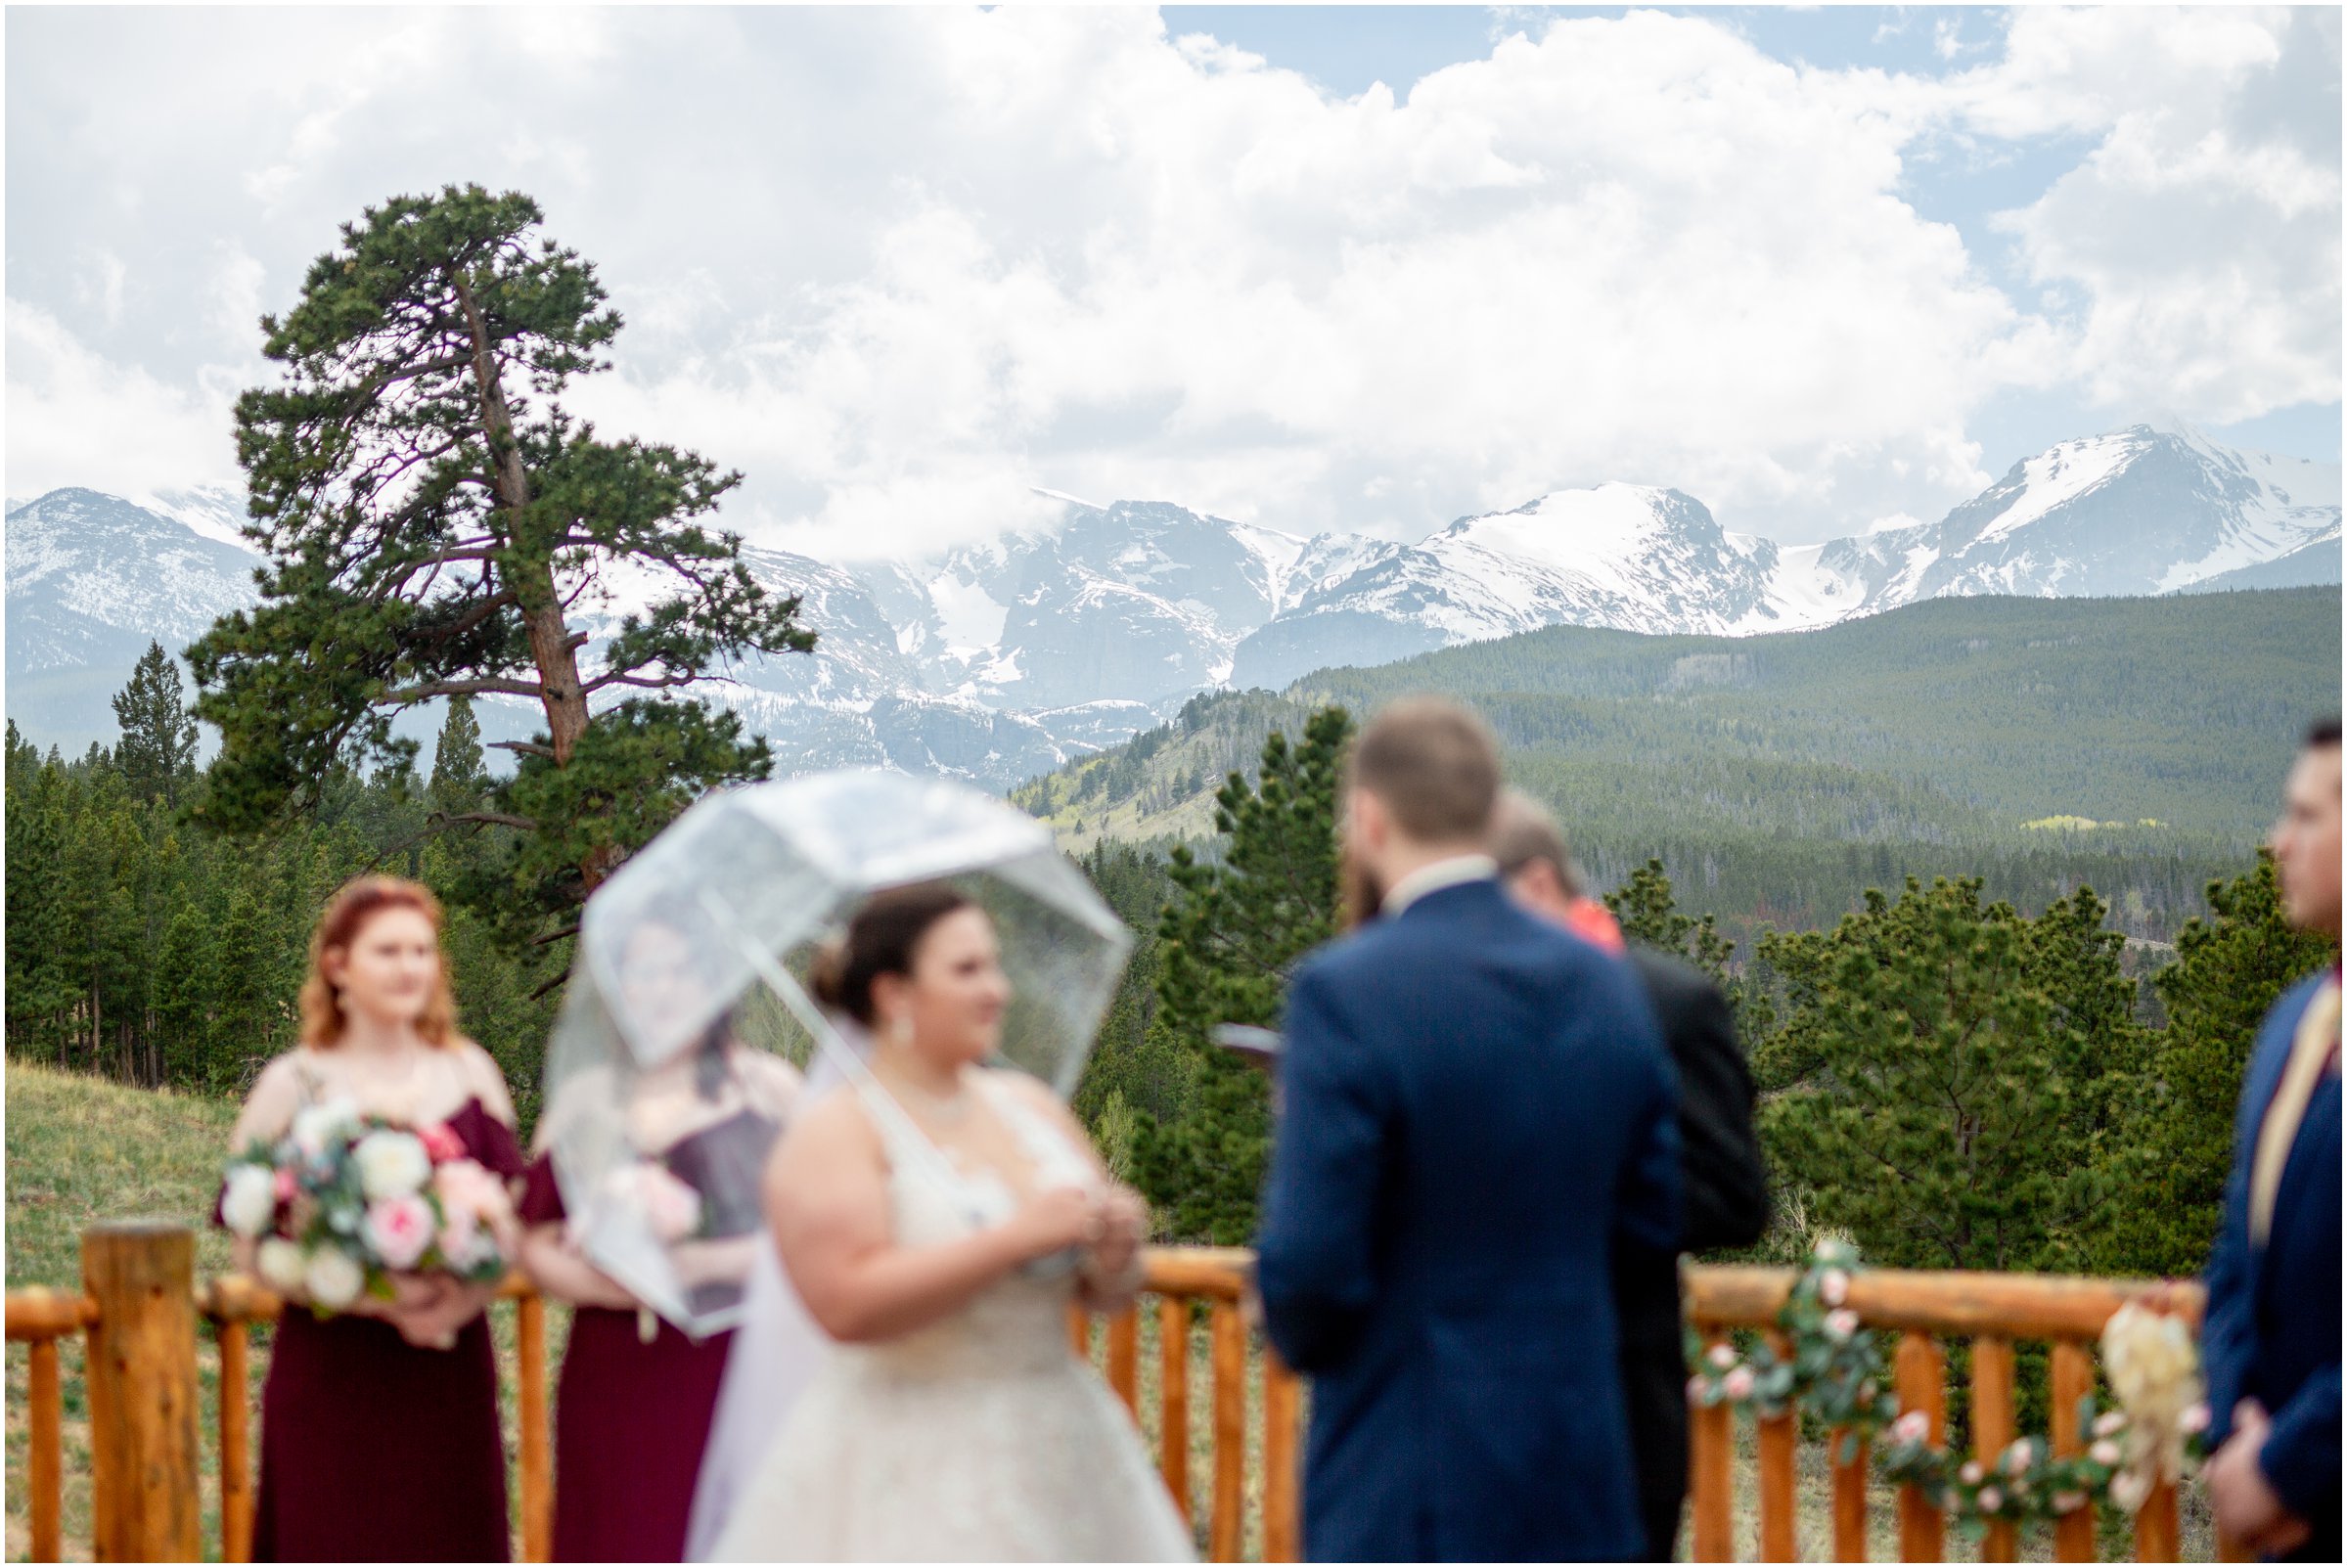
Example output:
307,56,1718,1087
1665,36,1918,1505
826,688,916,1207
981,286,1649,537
220,1097,515,1314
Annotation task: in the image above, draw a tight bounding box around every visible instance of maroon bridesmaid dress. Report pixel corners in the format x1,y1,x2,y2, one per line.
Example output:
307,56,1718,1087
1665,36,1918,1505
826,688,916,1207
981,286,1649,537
232,1097,525,1562
519,1107,777,1562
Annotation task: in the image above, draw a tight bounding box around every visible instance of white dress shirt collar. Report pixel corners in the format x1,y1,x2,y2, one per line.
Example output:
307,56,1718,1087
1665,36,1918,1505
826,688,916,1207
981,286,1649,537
1380,854,1500,918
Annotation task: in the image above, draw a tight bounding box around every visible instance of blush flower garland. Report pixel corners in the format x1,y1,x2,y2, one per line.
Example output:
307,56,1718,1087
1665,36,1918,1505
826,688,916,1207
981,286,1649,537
1685,1241,2210,1528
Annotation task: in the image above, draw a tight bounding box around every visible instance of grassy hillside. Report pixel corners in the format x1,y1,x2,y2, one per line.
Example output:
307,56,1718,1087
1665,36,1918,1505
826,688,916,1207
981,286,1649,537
1015,588,2340,945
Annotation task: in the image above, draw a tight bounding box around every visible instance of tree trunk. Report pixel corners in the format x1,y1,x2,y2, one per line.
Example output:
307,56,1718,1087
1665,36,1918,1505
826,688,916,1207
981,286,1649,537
451,276,605,892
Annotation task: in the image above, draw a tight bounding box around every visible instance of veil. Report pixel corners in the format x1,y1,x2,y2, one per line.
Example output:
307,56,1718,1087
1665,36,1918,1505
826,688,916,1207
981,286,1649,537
683,1023,864,1561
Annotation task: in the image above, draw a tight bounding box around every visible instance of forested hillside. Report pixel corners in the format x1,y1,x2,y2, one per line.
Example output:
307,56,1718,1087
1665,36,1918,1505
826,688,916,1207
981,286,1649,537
1016,588,2339,947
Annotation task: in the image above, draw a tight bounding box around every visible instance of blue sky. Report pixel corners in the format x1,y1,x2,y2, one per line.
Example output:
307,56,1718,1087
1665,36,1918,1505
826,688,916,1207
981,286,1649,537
8,6,2340,553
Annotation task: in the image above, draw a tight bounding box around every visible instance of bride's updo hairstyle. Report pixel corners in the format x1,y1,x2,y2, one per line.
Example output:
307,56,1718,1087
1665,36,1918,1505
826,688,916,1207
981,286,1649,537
298,874,460,1048
808,882,975,1027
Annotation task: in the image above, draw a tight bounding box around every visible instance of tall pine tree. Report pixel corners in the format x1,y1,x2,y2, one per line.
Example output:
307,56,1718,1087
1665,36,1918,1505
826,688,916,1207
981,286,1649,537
2097,854,2337,1274
111,642,201,806
187,184,814,951
1134,706,1352,1243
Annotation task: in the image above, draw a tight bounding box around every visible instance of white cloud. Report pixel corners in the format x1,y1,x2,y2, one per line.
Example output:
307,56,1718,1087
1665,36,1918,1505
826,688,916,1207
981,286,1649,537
5,304,244,499
1941,7,2339,422
4,4,2337,559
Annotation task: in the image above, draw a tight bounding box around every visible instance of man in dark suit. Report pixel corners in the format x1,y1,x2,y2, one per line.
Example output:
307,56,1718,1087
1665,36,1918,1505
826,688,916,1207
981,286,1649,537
1490,790,1770,1561
2201,716,2341,1562
1255,698,1682,1562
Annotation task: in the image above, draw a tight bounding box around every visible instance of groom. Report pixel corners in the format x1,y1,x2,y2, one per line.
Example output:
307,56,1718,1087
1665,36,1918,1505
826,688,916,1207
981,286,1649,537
1255,698,1681,1561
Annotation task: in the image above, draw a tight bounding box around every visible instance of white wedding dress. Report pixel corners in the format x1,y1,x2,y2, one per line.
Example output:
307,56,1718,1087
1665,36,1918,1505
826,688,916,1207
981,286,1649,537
710,1073,1196,1562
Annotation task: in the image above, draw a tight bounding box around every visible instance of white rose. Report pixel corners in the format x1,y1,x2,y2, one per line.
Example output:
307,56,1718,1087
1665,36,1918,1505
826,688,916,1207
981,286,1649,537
256,1237,308,1294
303,1247,365,1310
351,1130,432,1201
291,1098,361,1155
220,1165,277,1238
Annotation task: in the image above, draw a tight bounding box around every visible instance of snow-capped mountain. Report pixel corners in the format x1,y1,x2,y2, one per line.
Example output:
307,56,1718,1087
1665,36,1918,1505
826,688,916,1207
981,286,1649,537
1229,424,2339,691
9,423,2335,782
1230,485,1847,689
1784,425,2342,611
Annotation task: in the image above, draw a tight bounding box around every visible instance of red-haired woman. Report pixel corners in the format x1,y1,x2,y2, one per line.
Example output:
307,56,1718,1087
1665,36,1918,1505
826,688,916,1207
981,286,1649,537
220,875,523,1561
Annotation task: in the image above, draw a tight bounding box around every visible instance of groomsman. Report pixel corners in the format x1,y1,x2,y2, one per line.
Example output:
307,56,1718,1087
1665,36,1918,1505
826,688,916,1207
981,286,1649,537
1256,698,1681,1561
2201,716,2341,1561
1490,791,1770,1561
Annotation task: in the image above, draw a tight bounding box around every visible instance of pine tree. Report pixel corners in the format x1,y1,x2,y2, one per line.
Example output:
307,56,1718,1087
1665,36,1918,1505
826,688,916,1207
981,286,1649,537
429,695,490,816
1755,876,2105,1275
186,184,814,951
1606,856,1736,981
111,642,201,806
1133,706,1352,1243
153,907,219,1089
2096,854,2337,1275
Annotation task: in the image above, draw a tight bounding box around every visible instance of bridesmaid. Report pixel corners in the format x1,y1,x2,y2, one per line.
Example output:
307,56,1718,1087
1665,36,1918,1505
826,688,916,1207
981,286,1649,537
519,918,801,1561
221,875,523,1562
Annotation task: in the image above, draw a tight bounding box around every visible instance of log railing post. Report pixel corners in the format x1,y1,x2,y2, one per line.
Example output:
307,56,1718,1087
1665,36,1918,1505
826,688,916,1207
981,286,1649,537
1690,1330,1734,1561
1157,1296,1191,1519
2049,1338,2097,1563
517,1294,554,1564
2134,1480,2180,1562
84,1221,202,1562
1828,1426,1869,1562
1757,1328,1798,1560
218,1319,255,1562
1893,1332,1946,1563
1263,1350,1302,1563
1107,1306,1141,1418
1971,1337,2018,1562
30,1335,66,1563
1208,1300,1246,1562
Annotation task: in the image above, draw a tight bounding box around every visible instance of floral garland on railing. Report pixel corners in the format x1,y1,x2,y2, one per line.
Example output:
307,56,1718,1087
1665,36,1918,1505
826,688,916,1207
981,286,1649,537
1685,1241,2210,1528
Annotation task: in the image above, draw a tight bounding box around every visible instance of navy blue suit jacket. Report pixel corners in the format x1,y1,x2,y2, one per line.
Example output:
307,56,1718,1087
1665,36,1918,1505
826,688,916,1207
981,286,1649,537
1255,879,1682,1562
2202,972,2342,1561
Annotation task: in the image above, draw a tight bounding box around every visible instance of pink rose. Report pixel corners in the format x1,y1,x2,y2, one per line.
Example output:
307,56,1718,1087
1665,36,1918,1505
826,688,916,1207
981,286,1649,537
1707,1343,1738,1369
1960,1460,1984,1485
1818,1268,1850,1306
1856,1380,1877,1407
417,1121,467,1164
2180,1402,2210,1435
273,1168,298,1203
2093,1410,2129,1438
365,1193,434,1272
1976,1486,2004,1514
2089,1440,2122,1467
2004,1441,2033,1476
2052,1490,2088,1514
1723,1366,1755,1402
1892,1411,1929,1444
1824,1308,1861,1341
1686,1376,1707,1405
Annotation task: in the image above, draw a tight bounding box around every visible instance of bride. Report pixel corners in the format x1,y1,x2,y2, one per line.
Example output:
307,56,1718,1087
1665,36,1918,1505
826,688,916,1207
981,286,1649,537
711,882,1195,1562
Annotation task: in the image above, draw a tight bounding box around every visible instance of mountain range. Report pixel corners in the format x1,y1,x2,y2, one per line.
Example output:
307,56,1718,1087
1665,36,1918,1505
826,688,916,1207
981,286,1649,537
7,423,2337,783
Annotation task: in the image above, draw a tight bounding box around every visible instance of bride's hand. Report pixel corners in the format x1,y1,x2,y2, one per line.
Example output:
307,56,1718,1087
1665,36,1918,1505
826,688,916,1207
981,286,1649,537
1082,1187,1147,1278
1004,1185,1101,1262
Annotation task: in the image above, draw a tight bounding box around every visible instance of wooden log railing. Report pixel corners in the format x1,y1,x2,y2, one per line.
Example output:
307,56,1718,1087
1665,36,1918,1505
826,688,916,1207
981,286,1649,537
9,1230,2229,1563
1686,1264,2214,1564
4,1228,1294,1563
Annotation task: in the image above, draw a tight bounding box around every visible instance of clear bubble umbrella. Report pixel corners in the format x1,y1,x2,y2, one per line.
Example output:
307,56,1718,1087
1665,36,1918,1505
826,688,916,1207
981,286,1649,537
538,768,1133,1338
